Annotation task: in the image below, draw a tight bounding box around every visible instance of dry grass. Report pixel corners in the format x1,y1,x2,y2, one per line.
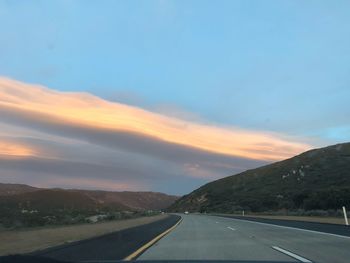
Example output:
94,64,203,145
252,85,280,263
0,214,167,256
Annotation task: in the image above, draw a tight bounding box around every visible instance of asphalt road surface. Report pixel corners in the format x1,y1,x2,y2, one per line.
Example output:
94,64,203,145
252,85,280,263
138,214,350,263
217,214,350,237
29,215,180,262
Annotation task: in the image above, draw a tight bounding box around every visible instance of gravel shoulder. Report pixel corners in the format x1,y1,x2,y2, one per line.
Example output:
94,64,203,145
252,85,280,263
0,214,167,256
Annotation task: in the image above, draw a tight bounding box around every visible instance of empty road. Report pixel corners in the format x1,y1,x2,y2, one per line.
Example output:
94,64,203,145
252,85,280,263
139,214,350,263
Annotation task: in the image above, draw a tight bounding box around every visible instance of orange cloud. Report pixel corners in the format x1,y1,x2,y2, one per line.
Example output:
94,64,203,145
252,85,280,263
0,77,312,161
0,141,37,157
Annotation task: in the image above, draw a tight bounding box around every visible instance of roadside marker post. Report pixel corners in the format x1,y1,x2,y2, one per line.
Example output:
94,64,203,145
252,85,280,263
342,206,349,226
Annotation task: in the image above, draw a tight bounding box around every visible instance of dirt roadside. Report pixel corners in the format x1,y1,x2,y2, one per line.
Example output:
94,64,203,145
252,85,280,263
0,214,167,256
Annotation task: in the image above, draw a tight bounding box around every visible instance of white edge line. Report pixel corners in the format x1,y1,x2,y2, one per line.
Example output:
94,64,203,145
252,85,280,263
215,216,350,240
227,226,236,231
272,246,312,263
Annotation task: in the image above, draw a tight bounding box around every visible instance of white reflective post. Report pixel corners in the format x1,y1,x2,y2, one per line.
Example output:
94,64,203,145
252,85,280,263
342,206,349,226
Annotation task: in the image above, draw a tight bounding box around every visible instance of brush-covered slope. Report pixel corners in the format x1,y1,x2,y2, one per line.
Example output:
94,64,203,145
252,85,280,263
0,183,40,196
75,190,179,211
169,142,350,213
0,186,178,228
0,189,128,211
0,184,178,211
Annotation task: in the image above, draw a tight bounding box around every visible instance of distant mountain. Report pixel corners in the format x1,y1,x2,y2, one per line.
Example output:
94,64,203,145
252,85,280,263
169,142,350,213
0,183,40,196
0,184,178,211
0,189,123,211
73,190,180,211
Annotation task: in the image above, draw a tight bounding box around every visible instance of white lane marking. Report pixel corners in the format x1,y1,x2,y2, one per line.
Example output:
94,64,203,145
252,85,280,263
272,246,312,263
227,226,236,231
215,221,219,223
215,216,350,240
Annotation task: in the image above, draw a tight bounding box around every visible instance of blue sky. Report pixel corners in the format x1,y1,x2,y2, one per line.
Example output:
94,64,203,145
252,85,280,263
0,1,349,193
1,0,350,143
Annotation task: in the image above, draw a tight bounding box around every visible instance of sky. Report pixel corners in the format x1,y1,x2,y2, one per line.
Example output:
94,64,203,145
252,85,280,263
0,1,349,195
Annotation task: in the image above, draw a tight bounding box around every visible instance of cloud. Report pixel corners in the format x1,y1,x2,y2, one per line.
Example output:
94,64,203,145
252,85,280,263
0,140,36,157
0,106,267,168
0,77,311,161
0,77,314,194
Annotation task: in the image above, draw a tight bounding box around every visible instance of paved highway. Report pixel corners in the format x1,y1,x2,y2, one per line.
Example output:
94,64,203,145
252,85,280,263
139,214,350,263
29,215,180,262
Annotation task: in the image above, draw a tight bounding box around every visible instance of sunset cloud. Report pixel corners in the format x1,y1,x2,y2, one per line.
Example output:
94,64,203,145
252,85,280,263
0,77,311,161
0,140,37,157
0,77,314,194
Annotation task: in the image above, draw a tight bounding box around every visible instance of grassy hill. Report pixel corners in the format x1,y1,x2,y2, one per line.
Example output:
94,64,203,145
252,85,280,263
75,190,180,211
0,184,178,211
0,189,128,211
0,183,39,196
0,184,178,228
169,142,350,213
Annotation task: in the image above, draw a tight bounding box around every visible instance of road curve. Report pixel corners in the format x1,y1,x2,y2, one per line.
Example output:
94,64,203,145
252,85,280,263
138,214,350,263
30,215,180,262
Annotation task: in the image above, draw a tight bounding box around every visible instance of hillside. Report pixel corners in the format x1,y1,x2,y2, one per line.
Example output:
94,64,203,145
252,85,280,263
169,142,350,213
0,184,178,211
74,190,180,211
0,183,40,196
0,184,178,228
0,189,129,212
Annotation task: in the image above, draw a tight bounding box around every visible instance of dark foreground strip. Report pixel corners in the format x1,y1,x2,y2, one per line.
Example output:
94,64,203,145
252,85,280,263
215,214,350,237
0,215,180,263
0,257,295,263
